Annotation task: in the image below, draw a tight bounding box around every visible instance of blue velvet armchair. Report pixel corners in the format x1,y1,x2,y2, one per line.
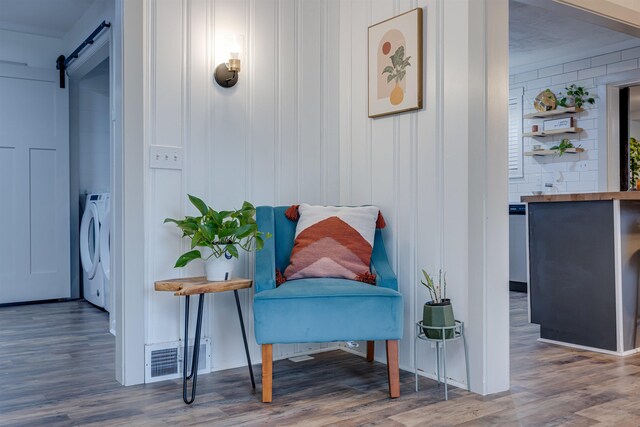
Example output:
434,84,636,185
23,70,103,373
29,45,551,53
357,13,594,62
254,206,404,402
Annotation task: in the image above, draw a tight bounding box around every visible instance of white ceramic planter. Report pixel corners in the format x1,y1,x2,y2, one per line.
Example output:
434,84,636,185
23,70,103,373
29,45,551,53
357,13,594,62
564,95,575,107
204,249,238,281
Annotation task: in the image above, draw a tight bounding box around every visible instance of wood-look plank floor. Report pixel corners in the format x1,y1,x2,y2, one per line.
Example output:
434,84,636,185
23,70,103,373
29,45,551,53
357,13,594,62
1,293,640,426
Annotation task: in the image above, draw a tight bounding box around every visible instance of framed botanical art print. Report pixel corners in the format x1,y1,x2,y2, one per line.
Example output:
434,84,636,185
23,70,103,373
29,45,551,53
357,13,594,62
368,8,423,118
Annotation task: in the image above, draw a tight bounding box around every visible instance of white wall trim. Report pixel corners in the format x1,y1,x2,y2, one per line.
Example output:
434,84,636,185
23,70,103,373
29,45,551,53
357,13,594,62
595,69,640,191
603,84,620,191
466,0,510,395
115,0,146,386
613,200,624,353
537,338,639,356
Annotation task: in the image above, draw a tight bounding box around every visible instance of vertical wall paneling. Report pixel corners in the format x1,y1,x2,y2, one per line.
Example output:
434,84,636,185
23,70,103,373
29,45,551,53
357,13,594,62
147,0,184,345
277,0,297,205
146,0,342,373
339,0,510,394
210,0,248,370
349,0,370,206
295,0,302,205
182,0,209,350
204,0,216,361
339,0,353,204
322,0,328,205
414,0,443,385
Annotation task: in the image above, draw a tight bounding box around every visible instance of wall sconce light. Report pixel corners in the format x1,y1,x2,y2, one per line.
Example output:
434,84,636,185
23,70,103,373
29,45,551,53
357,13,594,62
214,34,244,88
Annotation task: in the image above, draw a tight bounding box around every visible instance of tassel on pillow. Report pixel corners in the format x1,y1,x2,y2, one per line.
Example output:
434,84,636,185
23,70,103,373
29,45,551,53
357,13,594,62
376,211,386,229
276,269,286,286
355,271,377,285
285,205,300,221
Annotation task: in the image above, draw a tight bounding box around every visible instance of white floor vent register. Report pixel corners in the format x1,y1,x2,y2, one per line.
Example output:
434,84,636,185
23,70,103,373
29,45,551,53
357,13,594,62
145,339,211,383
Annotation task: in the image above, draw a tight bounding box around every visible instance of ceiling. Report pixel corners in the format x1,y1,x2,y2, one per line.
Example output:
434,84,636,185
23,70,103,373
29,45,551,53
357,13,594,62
510,0,640,70
0,0,637,65
0,0,96,38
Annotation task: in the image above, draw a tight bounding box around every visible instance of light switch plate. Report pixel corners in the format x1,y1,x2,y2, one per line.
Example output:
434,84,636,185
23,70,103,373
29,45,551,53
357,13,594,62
150,145,183,170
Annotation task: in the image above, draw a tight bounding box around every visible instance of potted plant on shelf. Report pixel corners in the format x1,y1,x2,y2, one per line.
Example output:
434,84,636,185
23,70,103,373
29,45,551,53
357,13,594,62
421,269,455,339
164,195,270,281
630,137,640,190
557,84,595,109
550,138,578,157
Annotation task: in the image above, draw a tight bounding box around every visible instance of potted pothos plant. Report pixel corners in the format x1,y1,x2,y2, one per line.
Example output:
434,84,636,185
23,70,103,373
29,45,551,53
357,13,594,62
164,195,270,281
550,138,578,157
557,84,595,109
421,269,455,339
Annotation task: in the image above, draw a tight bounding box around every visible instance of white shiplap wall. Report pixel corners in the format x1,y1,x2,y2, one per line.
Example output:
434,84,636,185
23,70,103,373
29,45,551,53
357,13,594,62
146,0,341,371
339,0,510,394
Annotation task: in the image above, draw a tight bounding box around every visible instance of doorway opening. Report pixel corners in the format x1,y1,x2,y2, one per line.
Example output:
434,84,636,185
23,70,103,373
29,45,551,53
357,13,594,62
0,0,124,387
507,0,640,358
69,56,114,334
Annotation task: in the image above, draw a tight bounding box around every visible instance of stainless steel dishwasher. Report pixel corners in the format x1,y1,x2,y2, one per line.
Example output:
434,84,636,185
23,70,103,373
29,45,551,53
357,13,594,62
509,204,527,292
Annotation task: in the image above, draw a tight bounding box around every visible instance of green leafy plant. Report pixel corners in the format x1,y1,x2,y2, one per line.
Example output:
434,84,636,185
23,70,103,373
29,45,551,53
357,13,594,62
164,195,270,268
557,84,595,108
550,138,576,157
630,137,640,189
381,46,411,85
421,269,447,304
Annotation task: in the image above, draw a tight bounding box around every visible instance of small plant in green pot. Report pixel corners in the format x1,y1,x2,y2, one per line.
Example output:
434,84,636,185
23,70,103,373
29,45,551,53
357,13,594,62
421,269,455,339
164,195,270,281
630,137,640,190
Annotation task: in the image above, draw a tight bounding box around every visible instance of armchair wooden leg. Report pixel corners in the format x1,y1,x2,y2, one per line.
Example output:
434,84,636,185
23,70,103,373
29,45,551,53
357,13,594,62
386,340,400,398
367,341,375,362
262,344,273,403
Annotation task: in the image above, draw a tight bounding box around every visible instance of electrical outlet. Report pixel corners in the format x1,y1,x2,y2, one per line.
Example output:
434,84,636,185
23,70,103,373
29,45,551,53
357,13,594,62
576,161,589,171
150,146,183,170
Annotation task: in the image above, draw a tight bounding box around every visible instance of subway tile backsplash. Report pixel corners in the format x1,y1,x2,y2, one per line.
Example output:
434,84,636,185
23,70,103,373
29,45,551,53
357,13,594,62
509,46,640,204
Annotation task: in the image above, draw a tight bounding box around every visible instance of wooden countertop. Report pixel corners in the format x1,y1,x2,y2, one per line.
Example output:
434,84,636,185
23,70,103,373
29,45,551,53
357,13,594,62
521,191,640,203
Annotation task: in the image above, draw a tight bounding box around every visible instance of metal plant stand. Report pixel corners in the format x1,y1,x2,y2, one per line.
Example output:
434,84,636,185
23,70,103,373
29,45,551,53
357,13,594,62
414,320,469,400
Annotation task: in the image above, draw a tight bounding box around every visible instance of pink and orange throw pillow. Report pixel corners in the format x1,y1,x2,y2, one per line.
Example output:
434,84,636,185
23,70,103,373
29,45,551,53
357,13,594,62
283,204,382,284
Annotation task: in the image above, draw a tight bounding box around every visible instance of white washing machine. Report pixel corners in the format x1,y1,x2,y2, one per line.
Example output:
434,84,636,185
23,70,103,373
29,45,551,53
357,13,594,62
100,201,111,314
80,193,109,310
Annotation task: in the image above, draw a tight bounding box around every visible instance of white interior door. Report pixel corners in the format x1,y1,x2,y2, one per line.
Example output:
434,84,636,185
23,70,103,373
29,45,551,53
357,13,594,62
0,64,70,303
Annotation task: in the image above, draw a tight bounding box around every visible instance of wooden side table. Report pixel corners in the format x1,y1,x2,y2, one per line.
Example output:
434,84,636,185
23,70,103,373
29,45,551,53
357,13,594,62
154,277,255,404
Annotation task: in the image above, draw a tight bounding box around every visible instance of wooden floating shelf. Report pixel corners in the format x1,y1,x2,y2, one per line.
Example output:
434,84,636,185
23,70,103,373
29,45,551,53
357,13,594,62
523,127,583,137
524,107,584,119
525,148,585,156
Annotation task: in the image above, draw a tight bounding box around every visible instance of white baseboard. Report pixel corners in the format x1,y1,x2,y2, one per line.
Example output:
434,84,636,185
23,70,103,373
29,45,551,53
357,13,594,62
339,346,469,390
537,338,640,356
209,344,340,373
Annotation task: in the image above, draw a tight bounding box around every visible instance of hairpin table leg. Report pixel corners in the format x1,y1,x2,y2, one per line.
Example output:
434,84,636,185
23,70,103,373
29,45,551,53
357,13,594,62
234,289,256,389
183,294,205,404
